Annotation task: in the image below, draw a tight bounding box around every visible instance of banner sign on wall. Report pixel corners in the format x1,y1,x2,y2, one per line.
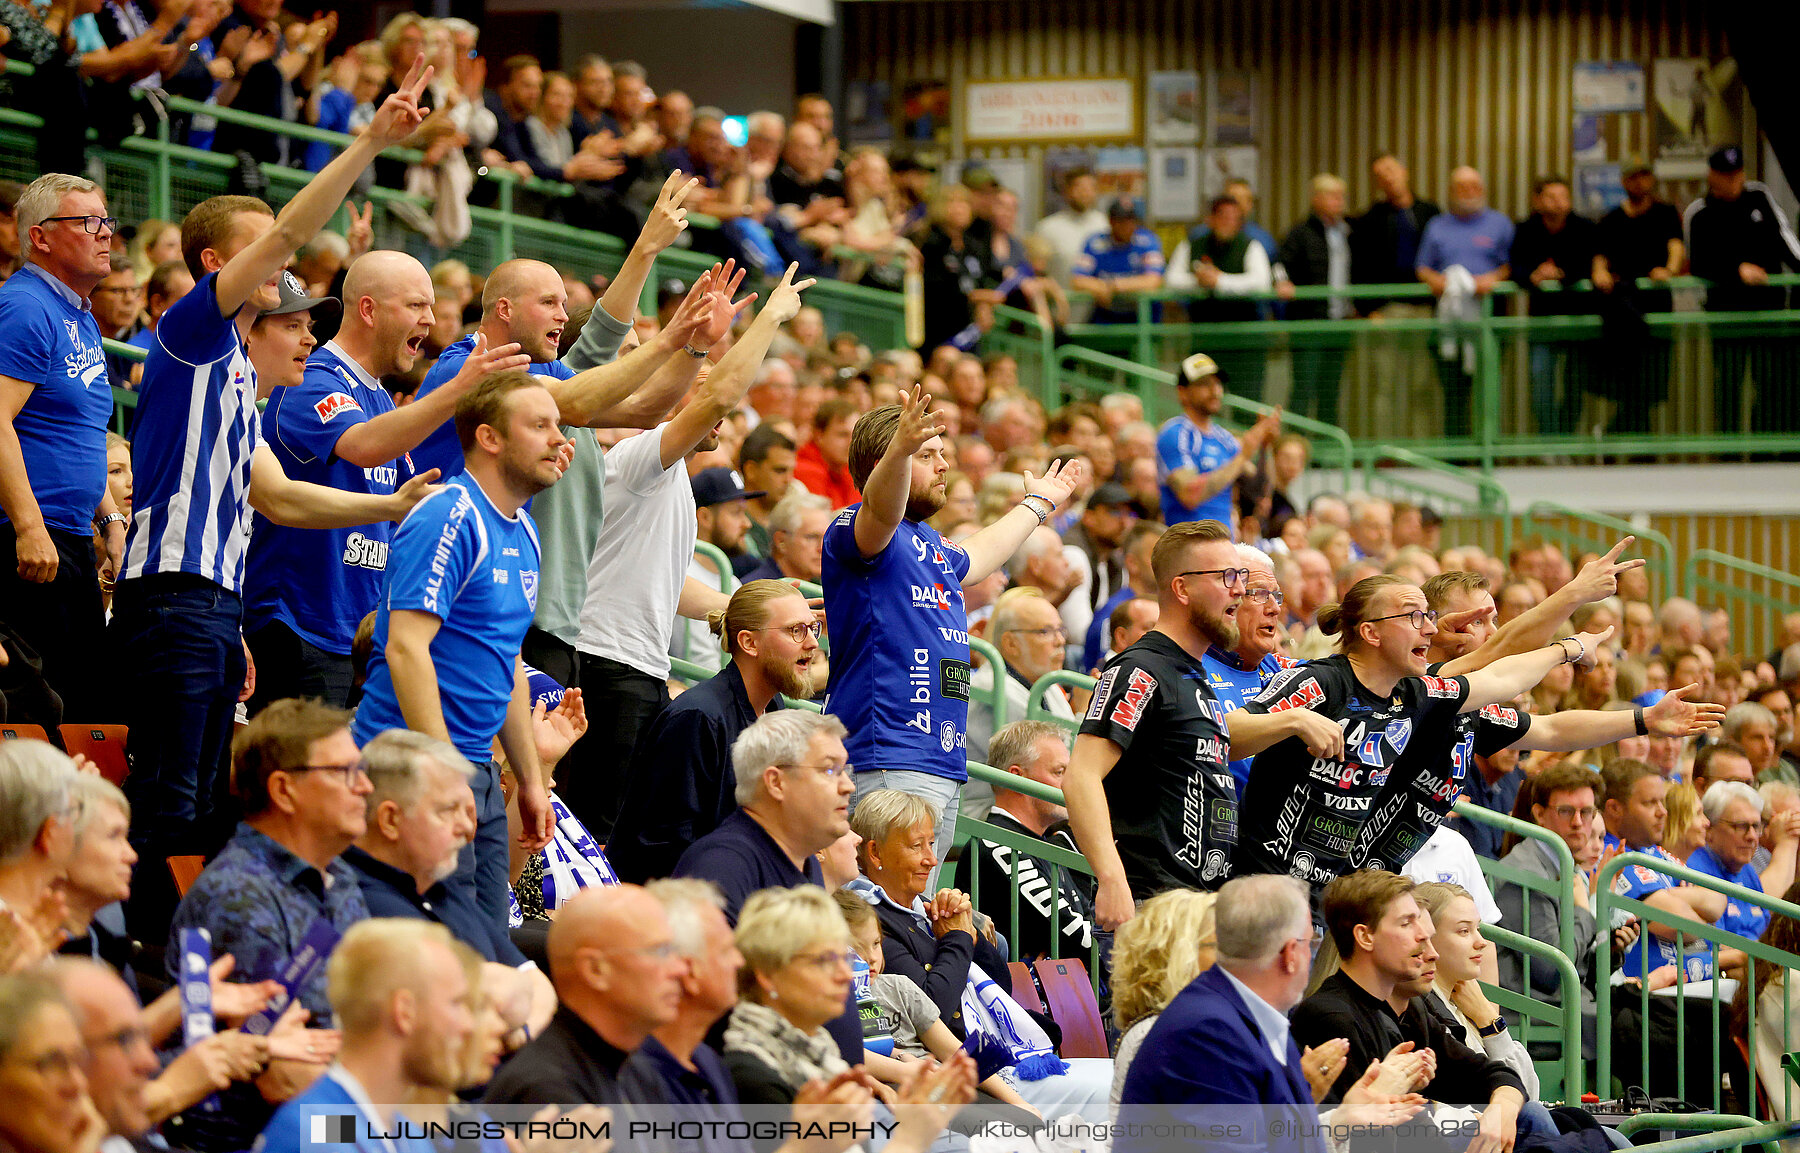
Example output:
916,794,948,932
965,78,1135,142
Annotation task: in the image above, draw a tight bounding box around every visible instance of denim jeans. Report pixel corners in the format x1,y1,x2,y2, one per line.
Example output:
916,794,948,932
448,758,512,930
852,768,964,892
111,574,245,939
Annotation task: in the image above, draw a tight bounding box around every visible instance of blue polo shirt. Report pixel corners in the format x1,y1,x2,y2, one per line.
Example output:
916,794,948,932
1417,208,1515,276
1074,229,1165,323
1606,839,1715,981
352,473,541,763
1156,413,1238,531
0,264,111,534
411,334,575,478
244,341,413,654
1685,845,1770,941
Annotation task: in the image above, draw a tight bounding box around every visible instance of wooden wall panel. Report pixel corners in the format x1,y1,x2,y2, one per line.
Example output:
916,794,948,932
844,0,1731,235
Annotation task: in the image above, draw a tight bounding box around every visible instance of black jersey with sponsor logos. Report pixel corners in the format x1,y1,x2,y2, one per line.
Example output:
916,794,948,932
1233,655,1470,891
1079,631,1237,896
1354,693,1533,873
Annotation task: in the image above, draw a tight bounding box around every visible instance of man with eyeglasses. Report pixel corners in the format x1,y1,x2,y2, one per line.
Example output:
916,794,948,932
612,581,816,885
1202,544,1303,797
1068,521,1343,932
165,697,370,1152
0,173,125,725
962,588,1075,820
92,255,146,392
1689,780,1795,941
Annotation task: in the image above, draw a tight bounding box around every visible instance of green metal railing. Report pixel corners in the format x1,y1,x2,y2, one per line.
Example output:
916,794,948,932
1026,670,1095,730
1685,551,1800,663
1596,852,1800,1114
1361,442,1514,557
1524,500,1678,603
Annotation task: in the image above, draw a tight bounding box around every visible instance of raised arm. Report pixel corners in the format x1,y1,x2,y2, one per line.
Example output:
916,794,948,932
333,335,529,467
248,444,438,528
1458,628,1614,713
1438,537,1643,676
1512,684,1722,752
852,383,945,559
594,172,698,340
656,264,809,470
550,264,725,429
956,458,1082,583
215,58,433,317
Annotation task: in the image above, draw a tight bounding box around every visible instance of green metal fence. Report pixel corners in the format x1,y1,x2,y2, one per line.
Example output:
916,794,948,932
1685,551,1800,665
1524,500,1680,604
1596,851,1800,1116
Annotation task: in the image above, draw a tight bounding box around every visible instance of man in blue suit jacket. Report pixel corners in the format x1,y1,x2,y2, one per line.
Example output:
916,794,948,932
1118,874,1327,1153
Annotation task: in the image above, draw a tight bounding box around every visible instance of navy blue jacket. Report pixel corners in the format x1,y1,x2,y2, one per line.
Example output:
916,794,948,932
1117,965,1325,1153
342,846,526,966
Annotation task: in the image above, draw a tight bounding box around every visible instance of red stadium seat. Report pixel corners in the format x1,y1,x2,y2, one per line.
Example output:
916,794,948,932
168,856,206,898
1007,961,1043,1013
60,724,129,785
0,724,49,743
1032,957,1108,1058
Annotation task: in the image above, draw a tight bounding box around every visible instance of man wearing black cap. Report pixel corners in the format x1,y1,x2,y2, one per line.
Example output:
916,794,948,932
1063,480,1135,637
671,466,764,678
1070,196,1165,325
244,253,527,713
1684,145,1800,432
1591,159,1685,433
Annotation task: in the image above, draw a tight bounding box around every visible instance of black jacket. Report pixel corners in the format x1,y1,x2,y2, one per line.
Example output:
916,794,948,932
1509,212,1600,316
1291,970,1526,1106
1686,184,1800,312
1278,213,1352,320
1351,198,1442,305
872,897,1011,1039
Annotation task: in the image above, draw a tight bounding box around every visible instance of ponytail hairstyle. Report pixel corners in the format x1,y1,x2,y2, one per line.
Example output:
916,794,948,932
1316,574,1407,653
708,578,809,656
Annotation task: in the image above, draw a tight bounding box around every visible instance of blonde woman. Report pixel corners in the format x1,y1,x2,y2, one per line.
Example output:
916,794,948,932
1662,781,1710,862
1413,882,1539,1098
1108,890,1217,1108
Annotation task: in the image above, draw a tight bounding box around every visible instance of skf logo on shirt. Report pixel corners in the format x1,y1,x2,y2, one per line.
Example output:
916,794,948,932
910,584,953,610
314,392,363,422
1109,668,1158,731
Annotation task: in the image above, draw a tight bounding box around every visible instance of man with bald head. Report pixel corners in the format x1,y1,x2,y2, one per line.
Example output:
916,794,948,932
1416,166,1513,437
410,205,721,480
484,884,683,1106
243,250,528,709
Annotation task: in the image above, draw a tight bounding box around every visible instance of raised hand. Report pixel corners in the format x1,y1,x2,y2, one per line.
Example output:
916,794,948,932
760,262,817,326
236,27,278,69
1639,683,1721,736
366,56,434,145
1565,537,1647,605
532,687,588,770
343,201,373,261
449,333,532,393
695,261,755,348
891,384,948,458
1021,456,1083,512
638,172,699,255
1569,626,1616,665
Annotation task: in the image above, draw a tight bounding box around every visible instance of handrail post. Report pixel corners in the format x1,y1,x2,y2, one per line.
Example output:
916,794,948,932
1136,294,1154,368
496,176,515,262
152,115,172,223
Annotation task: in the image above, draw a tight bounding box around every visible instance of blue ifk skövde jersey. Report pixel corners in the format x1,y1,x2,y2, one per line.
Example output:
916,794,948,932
243,341,415,654
410,333,574,479
352,473,540,764
0,265,111,535
1200,646,1296,795
1156,413,1239,533
822,506,974,781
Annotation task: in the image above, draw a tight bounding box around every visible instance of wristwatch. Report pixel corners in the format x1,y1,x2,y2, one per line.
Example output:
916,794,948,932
94,513,127,531
1477,1016,1508,1038
682,344,710,359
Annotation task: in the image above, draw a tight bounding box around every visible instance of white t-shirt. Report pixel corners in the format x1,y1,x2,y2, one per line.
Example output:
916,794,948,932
576,424,693,678
1402,824,1503,923
669,553,725,678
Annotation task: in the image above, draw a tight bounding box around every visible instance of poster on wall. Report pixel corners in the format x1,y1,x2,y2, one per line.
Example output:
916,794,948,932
1575,163,1627,216
965,78,1135,142
1208,71,1256,146
845,81,892,144
1652,57,1742,179
1148,146,1202,221
1573,61,1646,114
1093,146,1148,204
1043,147,1098,214
1147,71,1200,144
1572,114,1607,162
1199,146,1259,201
902,80,952,147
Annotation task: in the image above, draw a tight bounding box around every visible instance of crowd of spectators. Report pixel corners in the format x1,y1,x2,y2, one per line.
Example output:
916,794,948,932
3,11,1800,1149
